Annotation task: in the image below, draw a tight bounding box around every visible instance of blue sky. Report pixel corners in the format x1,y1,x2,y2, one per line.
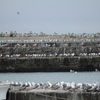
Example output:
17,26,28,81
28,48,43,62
0,0,100,34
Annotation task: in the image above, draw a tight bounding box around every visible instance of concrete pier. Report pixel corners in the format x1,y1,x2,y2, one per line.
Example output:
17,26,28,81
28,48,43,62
8,90,100,100
0,33,100,72
0,57,100,72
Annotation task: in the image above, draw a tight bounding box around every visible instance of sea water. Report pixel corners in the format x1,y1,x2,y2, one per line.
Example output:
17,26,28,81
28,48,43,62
0,72,100,84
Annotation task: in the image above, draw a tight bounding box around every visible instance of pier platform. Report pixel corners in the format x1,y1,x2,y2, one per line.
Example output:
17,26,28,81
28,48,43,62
8,89,100,100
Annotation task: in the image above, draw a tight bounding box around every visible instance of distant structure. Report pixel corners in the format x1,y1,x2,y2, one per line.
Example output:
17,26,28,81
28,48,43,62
0,32,100,58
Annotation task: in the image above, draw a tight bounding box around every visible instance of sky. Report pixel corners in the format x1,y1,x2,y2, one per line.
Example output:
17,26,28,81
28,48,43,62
0,0,100,34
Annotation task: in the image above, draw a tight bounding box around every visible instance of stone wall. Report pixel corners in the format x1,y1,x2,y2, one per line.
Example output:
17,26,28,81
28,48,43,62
0,57,100,72
0,41,100,56
8,91,100,100
0,35,100,56
0,36,100,72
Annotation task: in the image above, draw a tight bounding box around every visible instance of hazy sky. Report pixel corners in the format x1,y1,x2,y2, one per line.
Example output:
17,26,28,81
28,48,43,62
0,0,100,34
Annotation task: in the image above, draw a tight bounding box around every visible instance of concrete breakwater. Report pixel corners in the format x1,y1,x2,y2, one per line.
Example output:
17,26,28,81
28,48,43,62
0,40,100,57
6,81,100,100
0,57,100,72
8,90,100,100
0,34,100,57
0,33,100,72
5,80,100,100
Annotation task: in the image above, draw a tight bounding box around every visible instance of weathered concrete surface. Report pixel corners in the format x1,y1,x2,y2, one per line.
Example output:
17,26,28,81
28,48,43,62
8,90,100,100
0,35,100,72
0,41,100,56
0,57,100,72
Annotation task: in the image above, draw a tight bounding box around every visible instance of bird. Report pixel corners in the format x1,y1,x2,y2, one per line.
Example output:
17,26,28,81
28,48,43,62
17,12,20,14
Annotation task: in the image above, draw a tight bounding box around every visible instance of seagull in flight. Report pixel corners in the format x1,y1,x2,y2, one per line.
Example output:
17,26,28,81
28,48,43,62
17,12,20,14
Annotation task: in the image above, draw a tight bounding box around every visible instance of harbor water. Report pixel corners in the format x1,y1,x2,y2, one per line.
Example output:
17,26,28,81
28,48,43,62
0,72,100,84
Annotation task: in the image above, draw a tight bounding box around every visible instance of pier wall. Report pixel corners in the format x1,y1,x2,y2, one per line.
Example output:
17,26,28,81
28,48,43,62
0,41,100,56
8,91,100,100
0,36,100,72
0,57,100,72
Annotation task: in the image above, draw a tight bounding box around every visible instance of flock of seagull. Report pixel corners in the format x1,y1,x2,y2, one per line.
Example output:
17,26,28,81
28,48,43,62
1,52,100,58
5,81,100,92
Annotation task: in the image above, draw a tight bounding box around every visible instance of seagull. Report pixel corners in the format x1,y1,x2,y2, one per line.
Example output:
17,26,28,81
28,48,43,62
17,12,20,14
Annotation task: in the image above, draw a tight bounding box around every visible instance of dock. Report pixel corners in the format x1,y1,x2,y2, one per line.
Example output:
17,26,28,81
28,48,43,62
8,89,100,100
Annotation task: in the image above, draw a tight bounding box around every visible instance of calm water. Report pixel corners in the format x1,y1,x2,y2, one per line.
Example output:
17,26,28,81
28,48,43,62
0,72,100,84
